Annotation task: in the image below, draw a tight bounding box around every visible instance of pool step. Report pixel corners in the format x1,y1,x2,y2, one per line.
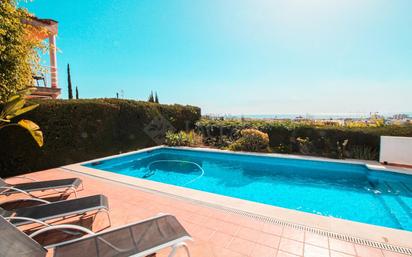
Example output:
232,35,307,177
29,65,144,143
385,182,412,217
385,181,412,196
376,182,412,231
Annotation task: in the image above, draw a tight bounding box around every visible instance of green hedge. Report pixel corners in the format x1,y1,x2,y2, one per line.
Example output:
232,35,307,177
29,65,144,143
195,119,412,160
0,99,201,177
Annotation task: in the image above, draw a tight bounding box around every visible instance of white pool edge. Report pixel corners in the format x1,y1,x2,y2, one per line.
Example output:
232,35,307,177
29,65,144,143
67,146,412,250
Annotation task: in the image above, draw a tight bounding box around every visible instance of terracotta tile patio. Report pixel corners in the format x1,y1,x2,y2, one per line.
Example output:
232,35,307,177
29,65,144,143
2,168,410,257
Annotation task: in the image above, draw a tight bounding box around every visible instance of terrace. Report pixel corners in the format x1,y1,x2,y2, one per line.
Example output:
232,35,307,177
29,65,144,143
3,162,410,257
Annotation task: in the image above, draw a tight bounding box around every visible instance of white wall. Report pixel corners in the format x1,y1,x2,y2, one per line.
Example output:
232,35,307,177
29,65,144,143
380,136,412,166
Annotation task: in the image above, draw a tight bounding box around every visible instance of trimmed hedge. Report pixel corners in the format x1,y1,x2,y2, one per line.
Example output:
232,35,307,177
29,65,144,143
196,119,412,159
0,99,201,177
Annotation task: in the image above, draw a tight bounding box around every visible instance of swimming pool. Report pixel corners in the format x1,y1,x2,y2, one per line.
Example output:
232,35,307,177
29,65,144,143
85,147,412,232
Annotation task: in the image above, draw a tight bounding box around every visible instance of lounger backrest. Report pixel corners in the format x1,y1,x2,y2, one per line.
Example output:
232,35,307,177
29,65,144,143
0,206,13,217
0,178,9,193
0,216,47,257
53,215,190,257
0,177,7,186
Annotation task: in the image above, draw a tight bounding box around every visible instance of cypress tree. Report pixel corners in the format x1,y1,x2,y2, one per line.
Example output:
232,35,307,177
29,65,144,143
148,91,154,102
154,92,159,103
67,64,73,99
75,86,79,99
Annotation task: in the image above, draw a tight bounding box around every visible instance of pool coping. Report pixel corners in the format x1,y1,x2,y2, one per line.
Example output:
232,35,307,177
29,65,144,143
64,146,412,251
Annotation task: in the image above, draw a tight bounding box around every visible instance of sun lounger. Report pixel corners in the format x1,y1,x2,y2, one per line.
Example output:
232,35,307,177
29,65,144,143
0,214,192,257
0,177,83,198
0,194,110,227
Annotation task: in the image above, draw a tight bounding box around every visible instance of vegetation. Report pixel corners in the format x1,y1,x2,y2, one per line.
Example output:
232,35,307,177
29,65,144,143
196,118,412,160
67,64,73,99
165,130,202,147
148,91,154,102
0,88,43,147
148,91,159,103
0,99,201,176
0,0,45,102
228,128,269,152
154,92,159,103
349,145,378,160
75,86,79,99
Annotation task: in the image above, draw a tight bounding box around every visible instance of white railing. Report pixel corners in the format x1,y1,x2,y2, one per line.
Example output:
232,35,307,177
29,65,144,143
33,65,57,88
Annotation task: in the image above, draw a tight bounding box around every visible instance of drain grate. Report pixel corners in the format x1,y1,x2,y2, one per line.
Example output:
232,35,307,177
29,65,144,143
65,167,412,256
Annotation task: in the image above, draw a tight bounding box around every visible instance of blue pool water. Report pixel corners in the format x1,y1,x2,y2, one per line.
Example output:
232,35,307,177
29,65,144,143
85,148,412,231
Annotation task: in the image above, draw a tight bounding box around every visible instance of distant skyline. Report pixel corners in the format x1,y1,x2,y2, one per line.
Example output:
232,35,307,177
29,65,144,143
23,0,412,115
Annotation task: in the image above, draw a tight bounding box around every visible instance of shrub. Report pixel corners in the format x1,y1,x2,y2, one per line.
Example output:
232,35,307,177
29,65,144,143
165,130,202,147
0,1,45,102
348,145,378,160
228,129,269,152
0,99,201,176
296,137,312,155
196,118,412,160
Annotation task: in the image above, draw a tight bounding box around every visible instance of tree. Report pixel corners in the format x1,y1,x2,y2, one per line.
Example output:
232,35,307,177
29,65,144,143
67,64,73,99
0,0,45,103
75,86,79,99
154,92,159,103
148,91,154,102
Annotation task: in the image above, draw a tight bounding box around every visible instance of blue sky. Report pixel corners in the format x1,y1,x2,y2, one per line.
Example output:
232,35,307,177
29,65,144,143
23,0,412,115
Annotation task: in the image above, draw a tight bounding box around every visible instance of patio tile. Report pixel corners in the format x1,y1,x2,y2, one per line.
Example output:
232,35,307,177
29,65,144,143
191,226,216,241
354,244,384,257
208,231,234,248
229,215,253,225
208,209,229,220
330,250,355,257
205,217,222,228
227,237,256,256
258,232,281,248
262,223,284,236
250,243,277,257
278,238,304,256
242,219,265,231
304,232,329,248
329,238,356,255
210,246,247,257
282,227,305,242
382,250,412,257
303,244,329,257
217,220,242,235
236,226,263,242
188,214,209,225
276,250,302,257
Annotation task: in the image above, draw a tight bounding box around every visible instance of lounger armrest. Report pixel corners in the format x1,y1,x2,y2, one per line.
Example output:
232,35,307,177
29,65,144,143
0,186,32,196
30,224,95,240
5,216,51,227
0,197,50,207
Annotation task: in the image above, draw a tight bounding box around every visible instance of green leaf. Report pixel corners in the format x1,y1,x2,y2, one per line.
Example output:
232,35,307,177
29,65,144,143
5,104,38,119
6,94,21,102
17,119,43,147
16,87,36,97
3,98,25,116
